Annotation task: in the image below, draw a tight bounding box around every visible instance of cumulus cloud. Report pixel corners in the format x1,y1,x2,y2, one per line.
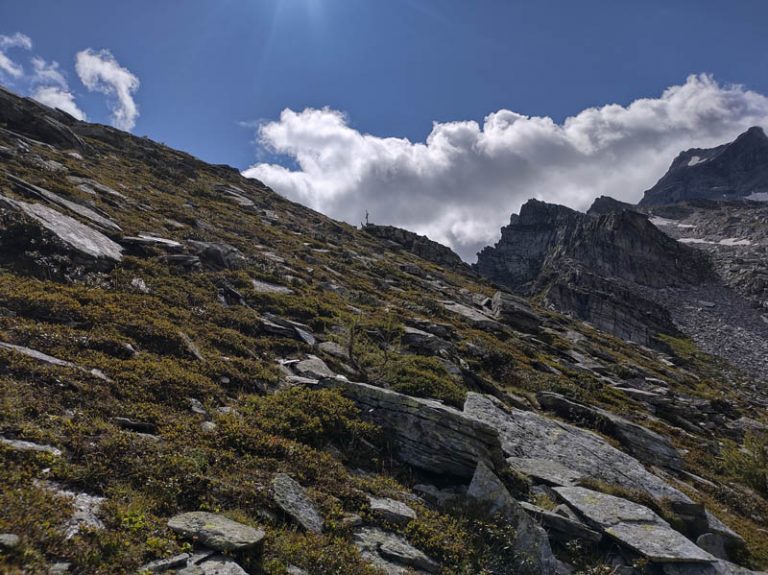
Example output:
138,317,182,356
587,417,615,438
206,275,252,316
244,75,768,260
0,32,32,78
75,48,139,131
28,57,86,120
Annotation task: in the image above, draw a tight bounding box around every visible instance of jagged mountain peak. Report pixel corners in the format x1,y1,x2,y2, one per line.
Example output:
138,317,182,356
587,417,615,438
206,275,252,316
640,125,768,205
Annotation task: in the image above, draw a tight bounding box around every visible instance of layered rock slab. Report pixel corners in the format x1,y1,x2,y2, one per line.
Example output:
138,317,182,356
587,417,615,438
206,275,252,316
320,378,505,478
554,486,712,564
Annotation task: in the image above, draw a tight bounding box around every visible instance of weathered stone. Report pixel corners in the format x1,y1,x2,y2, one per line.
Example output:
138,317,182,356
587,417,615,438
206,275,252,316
537,391,683,470
0,436,62,457
491,291,543,334
271,473,324,533
464,393,690,504
697,533,729,560
293,356,334,379
319,377,505,478
554,487,712,564
518,501,602,543
506,457,582,486
198,556,249,575
442,301,504,332
138,553,190,573
7,173,121,232
37,481,105,539
467,461,556,575
353,527,440,574
0,533,20,549
367,496,416,525
0,194,123,266
187,240,246,270
317,341,349,359
167,512,265,552
0,342,108,381
251,279,293,295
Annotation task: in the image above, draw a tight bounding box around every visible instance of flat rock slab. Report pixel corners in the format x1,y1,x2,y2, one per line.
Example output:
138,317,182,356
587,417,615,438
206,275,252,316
271,473,324,533
0,436,62,457
0,194,122,262
506,457,582,486
442,301,504,332
198,556,249,575
367,496,417,525
0,342,110,381
555,487,712,564
251,279,293,295
464,392,689,504
167,512,265,552
293,356,334,380
320,378,505,478
353,527,440,574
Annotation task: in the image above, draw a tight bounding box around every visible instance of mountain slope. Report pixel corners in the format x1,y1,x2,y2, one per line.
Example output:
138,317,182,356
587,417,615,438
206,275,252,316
1,87,767,575
640,126,768,205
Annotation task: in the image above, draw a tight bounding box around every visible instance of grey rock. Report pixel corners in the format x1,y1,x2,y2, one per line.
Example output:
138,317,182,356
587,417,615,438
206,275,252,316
187,240,246,270
293,356,334,379
48,562,72,574
697,533,729,560
176,566,205,575
554,486,712,564
518,501,602,543
353,527,440,574
464,392,691,505
0,436,62,457
251,279,293,295
320,377,505,478
0,533,20,549
7,173,120,232
506,457,582,486
491,291,543,334
138,553,190,573
640,127,768,205
467,461,556,575
317,341,349,359
362,223,468,271
443,301,504,332
537,391,683,470
271,473,324,533
167,512,265,552
37,481,105,539
0,194,122,264
0,342,108,381
367,496,416,525
198,556,249,575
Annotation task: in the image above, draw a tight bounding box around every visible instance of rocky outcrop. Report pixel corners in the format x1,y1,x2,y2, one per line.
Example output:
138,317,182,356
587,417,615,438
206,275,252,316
587,195,637,215
554,486,713,564
271,474,324,534
537,391,684,470
462,392,692,506
320,377,505,478
475,199,715,347
467,461,556,575
475,199,582,289
362,223,467,270
640,126,768,206
0,193,123,278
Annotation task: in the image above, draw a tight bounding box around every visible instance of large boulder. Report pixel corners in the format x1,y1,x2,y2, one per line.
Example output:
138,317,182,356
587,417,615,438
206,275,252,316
554,486,713,564
0,194,122,273
467,461,556,575
490,291,543,334
320,378,505,478
167,512,265,553
271,473,324,534
463,393,694,508
537,391,683,470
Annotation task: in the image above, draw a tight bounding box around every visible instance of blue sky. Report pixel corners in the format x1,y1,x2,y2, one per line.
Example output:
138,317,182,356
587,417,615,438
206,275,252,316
2,0,768,258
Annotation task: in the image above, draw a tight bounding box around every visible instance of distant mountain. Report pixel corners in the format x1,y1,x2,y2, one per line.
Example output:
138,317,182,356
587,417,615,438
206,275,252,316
640,126,768,205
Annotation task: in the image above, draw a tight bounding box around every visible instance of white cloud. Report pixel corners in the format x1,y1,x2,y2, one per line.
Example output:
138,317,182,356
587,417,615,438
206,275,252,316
31,86,86,120
243,75,768,261
75,48,139,131
0,32,32,78
27,56,86,120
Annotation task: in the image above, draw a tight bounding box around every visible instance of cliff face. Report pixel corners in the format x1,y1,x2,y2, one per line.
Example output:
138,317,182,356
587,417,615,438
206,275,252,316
640,126,768,205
